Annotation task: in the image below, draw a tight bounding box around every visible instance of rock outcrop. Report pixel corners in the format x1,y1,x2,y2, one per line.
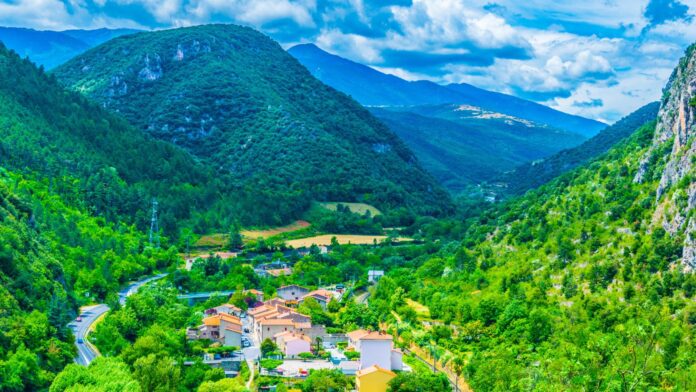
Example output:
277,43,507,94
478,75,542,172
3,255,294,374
636,44,696,268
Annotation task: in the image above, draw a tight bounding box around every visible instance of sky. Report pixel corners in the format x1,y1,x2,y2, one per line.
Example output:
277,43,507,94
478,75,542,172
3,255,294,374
1,0,695,123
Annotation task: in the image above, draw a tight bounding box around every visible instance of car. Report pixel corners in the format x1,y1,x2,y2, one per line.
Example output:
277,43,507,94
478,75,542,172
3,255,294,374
77,338,84,344
76,316,82,322
243,328,250,333
242,341,250,348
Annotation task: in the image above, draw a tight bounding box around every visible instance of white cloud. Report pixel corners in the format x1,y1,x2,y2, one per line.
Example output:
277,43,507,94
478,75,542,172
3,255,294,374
185,0,316,27
0,0,692,121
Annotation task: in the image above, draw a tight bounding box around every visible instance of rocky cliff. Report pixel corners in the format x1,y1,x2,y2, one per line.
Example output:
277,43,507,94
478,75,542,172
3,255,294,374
636,44,696,268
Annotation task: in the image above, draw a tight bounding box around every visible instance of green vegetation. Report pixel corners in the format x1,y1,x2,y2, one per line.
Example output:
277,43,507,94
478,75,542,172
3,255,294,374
54,24,452,218
501,101,660,195
371,104,587,193
388,372,450,392
317,202,382,216
368,120,696,390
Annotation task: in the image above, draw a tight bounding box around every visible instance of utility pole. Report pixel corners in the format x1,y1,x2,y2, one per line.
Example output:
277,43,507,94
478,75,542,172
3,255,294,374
149,198,160,248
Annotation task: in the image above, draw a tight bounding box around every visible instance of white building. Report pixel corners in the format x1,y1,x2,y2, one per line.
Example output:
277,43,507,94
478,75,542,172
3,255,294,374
277,285,310,301
368,270,384,283
346,330,401,371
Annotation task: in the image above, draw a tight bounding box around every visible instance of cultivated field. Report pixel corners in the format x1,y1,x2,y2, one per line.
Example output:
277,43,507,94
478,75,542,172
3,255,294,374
317,202,382,216
241,220,310,239
285,234,411,247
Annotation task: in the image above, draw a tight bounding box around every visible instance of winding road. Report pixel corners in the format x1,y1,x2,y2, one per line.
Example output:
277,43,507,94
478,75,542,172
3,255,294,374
70,273,168,366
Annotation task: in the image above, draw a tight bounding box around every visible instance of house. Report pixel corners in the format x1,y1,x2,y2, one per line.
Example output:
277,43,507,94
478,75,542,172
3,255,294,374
266,267,292,277
355,365,396,392
347,330,400,370
257,319,325,342
246,289,264,302
299,289,336,309
368,270,384,283
188,313,243,348
219,313,243,347
275,331,312,358
249,300,325,342
277,285,310,301
206,303,242,317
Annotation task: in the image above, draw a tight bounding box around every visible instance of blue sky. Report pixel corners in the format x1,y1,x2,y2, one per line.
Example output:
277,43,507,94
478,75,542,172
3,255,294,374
1,0,695,122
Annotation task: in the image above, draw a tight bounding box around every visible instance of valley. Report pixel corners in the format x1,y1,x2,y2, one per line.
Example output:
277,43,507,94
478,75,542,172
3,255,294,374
1,5,696,392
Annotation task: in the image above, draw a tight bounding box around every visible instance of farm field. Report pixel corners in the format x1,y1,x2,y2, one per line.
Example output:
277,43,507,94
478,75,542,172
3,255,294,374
285,234,411,247
241,220,311,239
317,202,382,216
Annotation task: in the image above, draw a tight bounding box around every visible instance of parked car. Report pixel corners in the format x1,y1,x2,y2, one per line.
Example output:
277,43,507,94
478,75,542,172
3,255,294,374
242,340,250,348
243,327,250,333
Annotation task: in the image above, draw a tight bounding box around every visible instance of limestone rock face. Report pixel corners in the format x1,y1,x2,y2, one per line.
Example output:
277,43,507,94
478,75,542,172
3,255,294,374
636,44,696,268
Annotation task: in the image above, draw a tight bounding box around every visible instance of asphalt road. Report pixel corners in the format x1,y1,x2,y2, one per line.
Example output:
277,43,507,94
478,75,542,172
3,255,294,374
70,273,168,366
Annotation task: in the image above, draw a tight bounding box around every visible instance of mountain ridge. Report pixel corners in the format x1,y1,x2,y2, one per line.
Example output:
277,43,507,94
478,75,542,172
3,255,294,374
53,24,452,217
0,26,138,68
288,43,606,137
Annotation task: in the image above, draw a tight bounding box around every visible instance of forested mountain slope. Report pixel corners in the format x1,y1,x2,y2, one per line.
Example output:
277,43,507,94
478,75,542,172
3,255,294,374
0,168,180,390
370,104,586,193
0,27,137,68
54,24,451,216
501,101,661,195
288,43,605,137
370,44,696,391
0,43,228,235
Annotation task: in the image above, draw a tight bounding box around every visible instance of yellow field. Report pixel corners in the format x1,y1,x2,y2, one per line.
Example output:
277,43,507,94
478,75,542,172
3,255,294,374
241,220,310,239
285,234,411,247
195,233,227,247
317,202,382,216
406,298,431,318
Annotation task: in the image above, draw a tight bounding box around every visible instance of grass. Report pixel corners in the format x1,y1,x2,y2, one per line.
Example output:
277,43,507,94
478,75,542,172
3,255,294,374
404,353,434,374
195,233,228,248
241,220,311,239
406,298,431,319
316,202,382,216
195,220,312,248
285,234,411,248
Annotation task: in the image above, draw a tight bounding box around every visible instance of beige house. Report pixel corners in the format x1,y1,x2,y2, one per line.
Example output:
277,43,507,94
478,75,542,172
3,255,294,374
249,299,325,342
188,313,243,348
274,331,312,358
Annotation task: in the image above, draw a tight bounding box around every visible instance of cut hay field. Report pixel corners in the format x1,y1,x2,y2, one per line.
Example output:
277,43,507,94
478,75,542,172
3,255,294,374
317,202,382,216
241,220,310,239
194,233,227,248
285,234,411,248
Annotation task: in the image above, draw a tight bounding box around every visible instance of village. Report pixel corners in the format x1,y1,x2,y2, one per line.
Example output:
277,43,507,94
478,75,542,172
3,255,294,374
180,270,408,392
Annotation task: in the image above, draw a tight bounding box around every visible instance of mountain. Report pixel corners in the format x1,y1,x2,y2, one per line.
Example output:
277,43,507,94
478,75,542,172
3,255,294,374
500,101,661,195
288,43,606,137
53,24,452,216
0,43,193,390
635,43,696,268
0,27,138,68
370,104,586,193
375,44,696,391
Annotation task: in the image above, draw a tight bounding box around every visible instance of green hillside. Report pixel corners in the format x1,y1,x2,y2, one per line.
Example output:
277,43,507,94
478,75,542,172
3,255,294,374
53,24,452,217
371,104,586,193
370,116,696,390
500,101,661,195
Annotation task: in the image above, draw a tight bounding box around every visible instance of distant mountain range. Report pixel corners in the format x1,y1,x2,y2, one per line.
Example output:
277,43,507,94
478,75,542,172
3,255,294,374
0,27,138,68
288,43,606,138
499,101,661,195
370,104,586,193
